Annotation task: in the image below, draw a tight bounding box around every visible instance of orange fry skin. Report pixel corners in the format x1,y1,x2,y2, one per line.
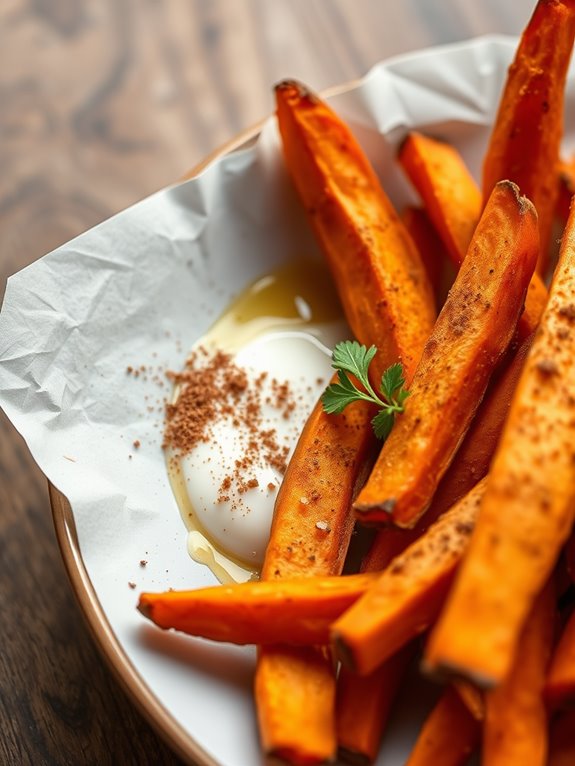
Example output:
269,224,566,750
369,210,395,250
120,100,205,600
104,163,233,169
138,572,377,646
425,202,575,687
405,686,481,766
275,80,435,379
360,331,533,573
338,337,516,764
262,398,377,583
255,646,335,766
483,0,575,274
254,80,436,765
482,581,555,766
336,645,414,765
426,330,534,516
399,130,547,341
355,182,539,527
332,480,485,676
337,326,509,760
341,336,527,756
399,132,482,269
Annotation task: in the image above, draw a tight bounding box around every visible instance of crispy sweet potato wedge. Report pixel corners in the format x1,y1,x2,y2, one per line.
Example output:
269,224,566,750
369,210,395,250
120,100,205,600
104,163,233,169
405,686,480,766
425,203,575,687
275,80,435,373
399,130,547,339
255,646,335,766
483,0,575,274
482,582,555,766
336,645,414,765
254,80,436,764
399,132,482,269
355,182,539,527
332,479,485,676
335,305,530,764
137,573,377,645
359,330,533,573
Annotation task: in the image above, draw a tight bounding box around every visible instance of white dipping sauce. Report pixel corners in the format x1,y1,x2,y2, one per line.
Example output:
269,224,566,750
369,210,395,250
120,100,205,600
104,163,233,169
167,259,347,582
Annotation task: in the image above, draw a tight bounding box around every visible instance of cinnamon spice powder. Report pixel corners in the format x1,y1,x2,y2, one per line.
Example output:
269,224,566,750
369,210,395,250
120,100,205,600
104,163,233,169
163,346,298,505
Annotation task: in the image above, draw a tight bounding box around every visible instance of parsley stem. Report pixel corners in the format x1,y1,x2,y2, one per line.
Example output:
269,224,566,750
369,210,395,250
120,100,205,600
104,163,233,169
360,376,386,408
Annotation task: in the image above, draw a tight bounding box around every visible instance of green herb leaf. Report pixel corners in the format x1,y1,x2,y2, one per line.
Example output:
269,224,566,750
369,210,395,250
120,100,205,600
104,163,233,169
331,341,377,389
321,371,363,413
381,363,406,401
321,341,411,440
371,409,395,441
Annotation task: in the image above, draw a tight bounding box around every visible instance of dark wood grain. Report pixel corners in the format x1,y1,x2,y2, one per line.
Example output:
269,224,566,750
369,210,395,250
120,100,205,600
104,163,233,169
0,1,534,764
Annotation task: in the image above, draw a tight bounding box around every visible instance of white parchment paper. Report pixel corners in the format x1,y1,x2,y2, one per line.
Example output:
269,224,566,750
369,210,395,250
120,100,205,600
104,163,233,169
1,36,570,766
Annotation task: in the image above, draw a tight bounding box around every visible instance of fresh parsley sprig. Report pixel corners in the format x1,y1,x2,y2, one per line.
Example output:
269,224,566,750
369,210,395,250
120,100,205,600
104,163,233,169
321,340,410,440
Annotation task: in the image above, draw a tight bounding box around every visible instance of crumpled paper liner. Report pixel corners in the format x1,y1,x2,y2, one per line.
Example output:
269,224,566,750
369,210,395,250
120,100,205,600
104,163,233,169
1,35,570,766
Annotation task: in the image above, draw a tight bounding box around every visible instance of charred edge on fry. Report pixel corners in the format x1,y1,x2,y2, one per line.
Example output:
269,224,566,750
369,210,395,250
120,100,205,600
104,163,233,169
274,79,318,104
421,657,499,691
337,746,372,766
136,601,153,621
332,632,358,672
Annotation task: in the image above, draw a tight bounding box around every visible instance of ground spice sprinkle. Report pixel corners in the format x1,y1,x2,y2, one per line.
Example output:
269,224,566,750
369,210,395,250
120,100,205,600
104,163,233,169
163,346,297,506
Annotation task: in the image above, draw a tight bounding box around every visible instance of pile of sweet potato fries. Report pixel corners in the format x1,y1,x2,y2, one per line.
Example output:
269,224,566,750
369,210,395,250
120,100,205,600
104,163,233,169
139,1,575,763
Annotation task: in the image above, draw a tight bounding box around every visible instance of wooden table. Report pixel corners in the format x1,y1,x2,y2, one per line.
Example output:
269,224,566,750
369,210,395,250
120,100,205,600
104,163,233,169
0,1,534,763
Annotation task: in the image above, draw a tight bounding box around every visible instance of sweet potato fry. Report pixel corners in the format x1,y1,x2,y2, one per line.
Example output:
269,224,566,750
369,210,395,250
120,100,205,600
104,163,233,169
548,710,575,766
355,181,539,527
275,80,435,373
262,398,376,584
482,0,575,274
401,205,446,307
137,573,376,645
340,378,498,766
254,80,436,764
255,646,335,766
399,132,482,268
399,130,547,341
357,156,537,568
482,581,555,766
336,644,414,765
425,329,534,517
425,203,575,687
405,686,480,766
544,606,575,708
332,479,485,676
337,359,496,761
359,330,533,572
